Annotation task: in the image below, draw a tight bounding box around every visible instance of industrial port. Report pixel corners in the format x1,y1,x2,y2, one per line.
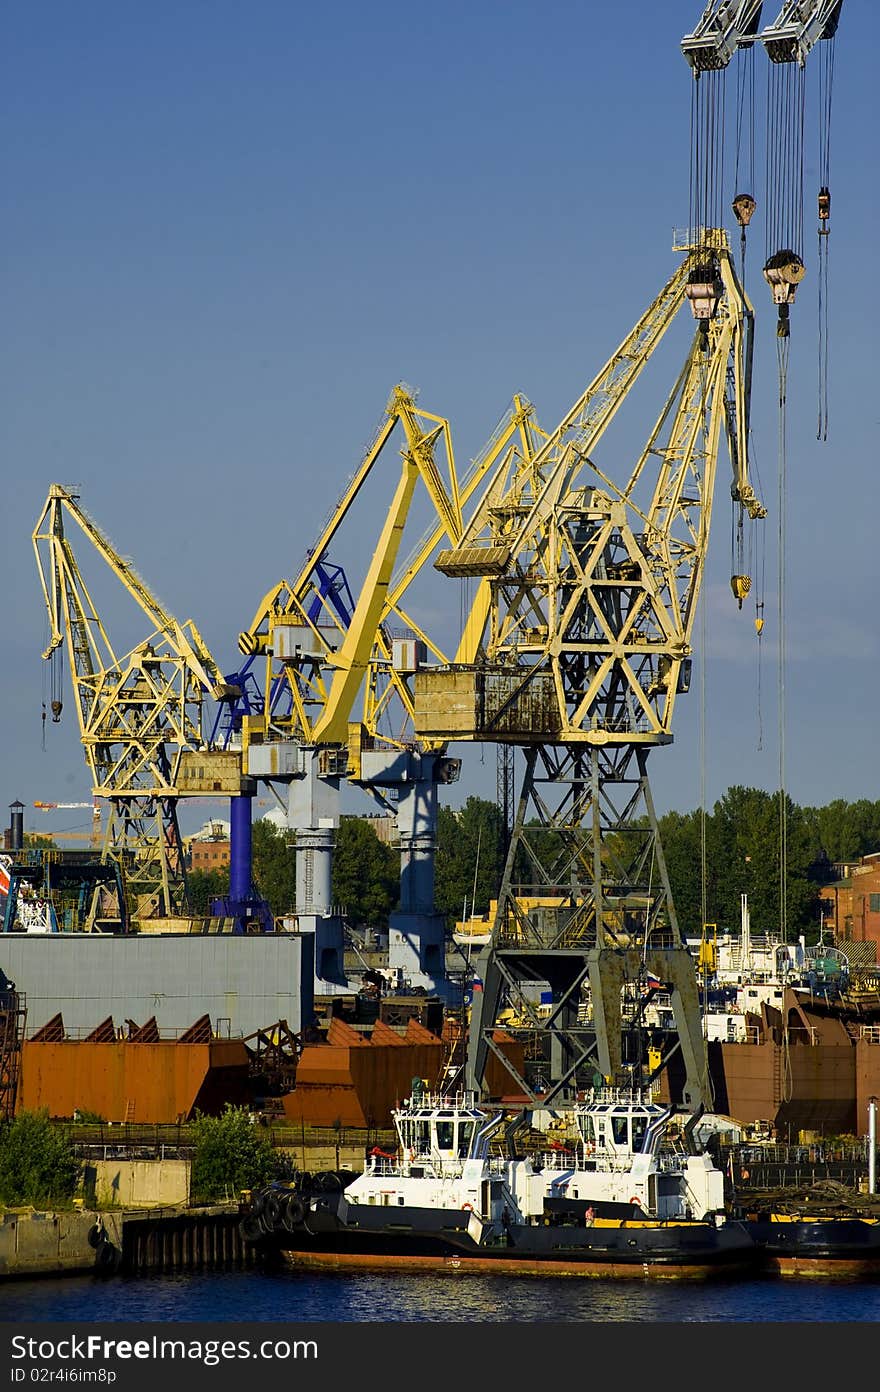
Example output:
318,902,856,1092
3,3,879,1286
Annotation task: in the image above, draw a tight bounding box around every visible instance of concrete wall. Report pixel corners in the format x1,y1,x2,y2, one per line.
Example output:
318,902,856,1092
1,932,314,1038
0,1209,122,1278
82,1159,191,1208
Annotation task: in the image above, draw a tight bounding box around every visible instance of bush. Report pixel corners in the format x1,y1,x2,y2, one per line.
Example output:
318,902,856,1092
0,1110,80,1207
189,1104,280,1203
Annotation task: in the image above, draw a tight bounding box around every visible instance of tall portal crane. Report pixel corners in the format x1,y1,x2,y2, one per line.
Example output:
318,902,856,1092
33,484,242,922
237,384,539,992
414,229,765,1115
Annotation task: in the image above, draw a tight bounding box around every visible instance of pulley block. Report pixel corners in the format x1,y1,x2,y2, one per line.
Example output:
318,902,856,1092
732,193,757,228
730,575,751,609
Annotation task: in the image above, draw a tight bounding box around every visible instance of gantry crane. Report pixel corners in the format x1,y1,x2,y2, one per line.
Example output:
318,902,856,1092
33,484,242,923
414,228,765,1115
236,384,540,992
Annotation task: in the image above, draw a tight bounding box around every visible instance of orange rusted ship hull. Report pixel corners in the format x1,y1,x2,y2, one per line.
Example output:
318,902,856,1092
19,1015,250,1122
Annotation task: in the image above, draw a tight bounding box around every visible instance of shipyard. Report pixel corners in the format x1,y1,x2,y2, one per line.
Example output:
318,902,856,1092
3,1,878,1325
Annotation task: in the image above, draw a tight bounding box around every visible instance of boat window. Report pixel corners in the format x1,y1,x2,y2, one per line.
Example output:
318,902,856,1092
403,1122,430,1154
458,1121,475,1157
435,1121,454,1150
611,1115,629,1146
631,1116,648,1151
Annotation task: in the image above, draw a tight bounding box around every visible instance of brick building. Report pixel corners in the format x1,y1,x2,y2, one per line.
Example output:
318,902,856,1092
187,819,231,872
189,839,231,871
820,851,880,962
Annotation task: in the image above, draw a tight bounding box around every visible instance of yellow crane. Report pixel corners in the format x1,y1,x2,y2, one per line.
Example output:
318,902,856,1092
235,383,541,992
32,484,241,921
237,383,538,766
414,229,765,1111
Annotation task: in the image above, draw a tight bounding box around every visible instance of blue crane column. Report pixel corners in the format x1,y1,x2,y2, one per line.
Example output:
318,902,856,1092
356,750,460,997
209,791,274,933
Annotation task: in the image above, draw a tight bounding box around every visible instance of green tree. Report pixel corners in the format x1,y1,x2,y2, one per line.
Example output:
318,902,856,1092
0,1110,79,1207
332,817,399,927
186,869,229,914
189,1104,280,1203
252,818,298,914
435,797,503,923
657,808,704,938
802,798,880,864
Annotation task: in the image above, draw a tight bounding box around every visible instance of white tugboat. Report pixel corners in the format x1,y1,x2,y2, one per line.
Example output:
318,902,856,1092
241,1083,758,1279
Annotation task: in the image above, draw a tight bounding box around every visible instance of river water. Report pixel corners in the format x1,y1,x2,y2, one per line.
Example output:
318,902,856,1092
2,1268,879,1322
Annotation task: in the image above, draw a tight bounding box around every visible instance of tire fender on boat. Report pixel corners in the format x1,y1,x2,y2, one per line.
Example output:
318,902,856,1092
283,1195,305,1229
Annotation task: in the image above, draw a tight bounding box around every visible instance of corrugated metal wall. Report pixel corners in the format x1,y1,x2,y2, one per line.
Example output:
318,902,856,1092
1,934,313,1039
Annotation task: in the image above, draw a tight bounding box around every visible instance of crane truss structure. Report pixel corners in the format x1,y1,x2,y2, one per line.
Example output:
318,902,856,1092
235,384,546,992
414,231,765,1113
237,383,541,777
33,485,240,921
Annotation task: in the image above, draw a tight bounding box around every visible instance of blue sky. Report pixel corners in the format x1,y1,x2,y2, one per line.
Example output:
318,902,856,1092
2,1,878,843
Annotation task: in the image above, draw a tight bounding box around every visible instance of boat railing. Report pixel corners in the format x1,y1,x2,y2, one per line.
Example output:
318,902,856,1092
395,1090,484,1113
577,1086,659,1107
539,1150,653,1175
368,1157,404,1177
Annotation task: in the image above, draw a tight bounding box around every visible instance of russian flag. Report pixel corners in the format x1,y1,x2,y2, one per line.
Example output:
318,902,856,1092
472,975,483,994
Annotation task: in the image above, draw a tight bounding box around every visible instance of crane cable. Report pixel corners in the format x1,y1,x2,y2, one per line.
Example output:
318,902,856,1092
689,67,725,247
816,33,836,441
777,380,793,1104
698,472,715,1111
752,438,767,753
698,335,710,975
764,55,806,338
732,35,758,280
776,331,789,954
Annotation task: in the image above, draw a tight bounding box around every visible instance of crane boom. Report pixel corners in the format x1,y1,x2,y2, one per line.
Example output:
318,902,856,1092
421,230,764,748
36,485,235,700
33,801,95,810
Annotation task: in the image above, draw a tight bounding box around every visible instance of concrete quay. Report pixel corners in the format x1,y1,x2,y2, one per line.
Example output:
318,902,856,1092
0,1204,256,1280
